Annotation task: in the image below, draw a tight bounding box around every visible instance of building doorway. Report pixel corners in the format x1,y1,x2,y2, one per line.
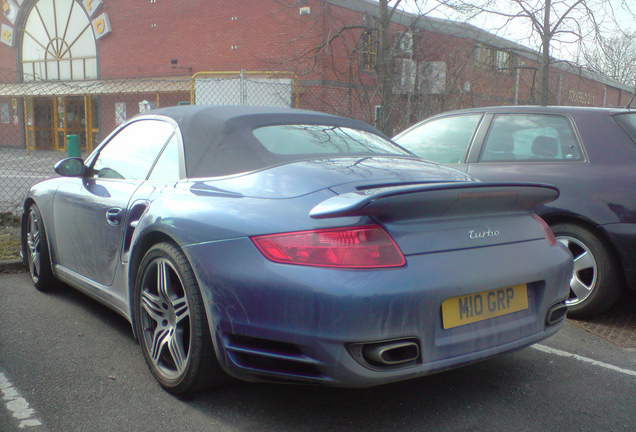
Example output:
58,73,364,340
29,97,54,149
25,96,98,153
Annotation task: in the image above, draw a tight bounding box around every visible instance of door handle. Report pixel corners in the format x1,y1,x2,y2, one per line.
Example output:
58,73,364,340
105,207,124,226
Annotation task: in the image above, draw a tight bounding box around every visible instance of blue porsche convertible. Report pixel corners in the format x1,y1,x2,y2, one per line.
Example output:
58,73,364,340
22,105,572,394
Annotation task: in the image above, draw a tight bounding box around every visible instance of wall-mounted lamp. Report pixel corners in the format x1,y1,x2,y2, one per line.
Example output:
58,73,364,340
170,58,192,73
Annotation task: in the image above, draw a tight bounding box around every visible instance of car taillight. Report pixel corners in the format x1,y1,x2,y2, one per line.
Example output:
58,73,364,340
532,214,557,246
251,225,406,268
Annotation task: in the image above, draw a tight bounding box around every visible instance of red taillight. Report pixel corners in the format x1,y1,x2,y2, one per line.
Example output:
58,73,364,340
532,214,557,246
251,225,406,268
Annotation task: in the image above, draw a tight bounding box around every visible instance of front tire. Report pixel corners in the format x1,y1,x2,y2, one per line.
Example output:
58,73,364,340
552,223,622,318
24,204,56,291
133,242,227,394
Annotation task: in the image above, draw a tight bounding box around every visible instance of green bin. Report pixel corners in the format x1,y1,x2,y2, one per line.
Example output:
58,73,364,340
66,134,80,158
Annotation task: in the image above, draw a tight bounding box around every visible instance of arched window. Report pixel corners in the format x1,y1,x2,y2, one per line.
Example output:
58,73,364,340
21,0,97,81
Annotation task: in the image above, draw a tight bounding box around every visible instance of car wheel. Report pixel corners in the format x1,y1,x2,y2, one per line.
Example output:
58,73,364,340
551,223,622,318
133,242,227,394
25,204,56,291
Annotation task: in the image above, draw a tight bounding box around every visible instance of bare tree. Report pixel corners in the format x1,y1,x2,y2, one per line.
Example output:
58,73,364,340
269,0,631,132
373,1,439,135
583,31,636,87
436,0,623,105
270,0,436,136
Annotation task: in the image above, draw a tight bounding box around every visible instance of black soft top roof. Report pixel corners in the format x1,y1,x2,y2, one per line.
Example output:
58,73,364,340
147,105,390,178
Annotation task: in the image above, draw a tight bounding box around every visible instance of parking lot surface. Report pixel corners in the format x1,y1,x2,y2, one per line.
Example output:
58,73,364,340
1,271,635,432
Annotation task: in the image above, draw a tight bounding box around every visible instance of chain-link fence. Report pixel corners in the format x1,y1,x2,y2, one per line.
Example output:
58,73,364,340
0,68,299,215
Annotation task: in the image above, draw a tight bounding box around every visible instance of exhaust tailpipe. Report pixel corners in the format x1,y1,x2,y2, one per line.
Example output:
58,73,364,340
546,302,568,326
362,340,420,366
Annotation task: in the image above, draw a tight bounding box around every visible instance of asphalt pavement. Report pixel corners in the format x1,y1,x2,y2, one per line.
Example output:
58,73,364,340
0,271,635,432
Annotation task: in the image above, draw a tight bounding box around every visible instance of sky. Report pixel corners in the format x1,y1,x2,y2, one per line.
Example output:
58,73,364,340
399,0,636,63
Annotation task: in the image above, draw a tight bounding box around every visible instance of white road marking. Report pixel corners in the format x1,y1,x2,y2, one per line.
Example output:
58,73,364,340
533,344,636,377
0,371,44,429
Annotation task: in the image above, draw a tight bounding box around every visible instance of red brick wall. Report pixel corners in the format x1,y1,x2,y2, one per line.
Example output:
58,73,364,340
97,0,331,79
0,0,631,123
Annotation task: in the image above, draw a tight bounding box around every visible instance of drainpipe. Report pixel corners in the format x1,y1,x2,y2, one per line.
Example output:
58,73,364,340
514,68,520,105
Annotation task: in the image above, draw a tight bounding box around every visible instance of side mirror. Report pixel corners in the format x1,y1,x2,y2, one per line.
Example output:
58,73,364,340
54,158,85,177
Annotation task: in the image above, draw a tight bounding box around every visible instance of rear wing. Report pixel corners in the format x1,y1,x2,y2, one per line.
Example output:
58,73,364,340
310,182,559,220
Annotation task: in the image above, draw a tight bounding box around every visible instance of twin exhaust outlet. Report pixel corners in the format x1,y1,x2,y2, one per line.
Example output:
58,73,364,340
349,301,567,370
350,301,567,370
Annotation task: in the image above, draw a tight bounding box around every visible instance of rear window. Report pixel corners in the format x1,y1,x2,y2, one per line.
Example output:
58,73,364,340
252,125,410,156
613,113,636,144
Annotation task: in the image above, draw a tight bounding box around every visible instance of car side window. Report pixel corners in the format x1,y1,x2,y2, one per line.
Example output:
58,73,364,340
395,114,482,163
613,113,636,144
480,114,583,162
91,120,175,180
148,134,181,181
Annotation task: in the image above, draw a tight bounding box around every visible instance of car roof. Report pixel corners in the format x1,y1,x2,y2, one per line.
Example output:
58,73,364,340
147,104,357,126
432,105,636,117
140,105,389,178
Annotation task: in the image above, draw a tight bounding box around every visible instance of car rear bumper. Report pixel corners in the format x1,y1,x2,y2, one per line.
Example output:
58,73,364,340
184,237,572,387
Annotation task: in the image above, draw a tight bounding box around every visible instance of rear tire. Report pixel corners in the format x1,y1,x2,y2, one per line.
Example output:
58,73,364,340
133,242,227,394
24,204,56,291
551,223,622,318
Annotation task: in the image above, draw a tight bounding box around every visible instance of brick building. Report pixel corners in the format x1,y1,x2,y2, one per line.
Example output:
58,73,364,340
0,0,632,153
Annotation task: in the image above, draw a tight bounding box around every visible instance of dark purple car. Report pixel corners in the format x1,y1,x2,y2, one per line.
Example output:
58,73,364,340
394,105,636,317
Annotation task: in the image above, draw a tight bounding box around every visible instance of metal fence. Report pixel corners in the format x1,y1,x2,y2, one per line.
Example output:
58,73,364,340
0,68,299,214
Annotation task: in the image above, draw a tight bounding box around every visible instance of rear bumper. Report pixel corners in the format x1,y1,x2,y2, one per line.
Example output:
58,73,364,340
185,237,572,387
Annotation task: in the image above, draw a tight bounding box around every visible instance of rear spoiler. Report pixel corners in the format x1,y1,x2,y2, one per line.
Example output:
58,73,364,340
310,182,559,220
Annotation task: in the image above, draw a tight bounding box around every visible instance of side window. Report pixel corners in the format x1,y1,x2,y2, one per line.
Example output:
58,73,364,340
481,114,583,162
395,114,482,163
148,134,181,181
613,113,636,144
91,120,175,180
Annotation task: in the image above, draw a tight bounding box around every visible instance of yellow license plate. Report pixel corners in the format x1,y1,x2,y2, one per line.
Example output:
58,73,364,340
441,284,528,329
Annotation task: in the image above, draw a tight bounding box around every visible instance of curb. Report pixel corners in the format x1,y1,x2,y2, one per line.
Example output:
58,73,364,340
0,259,25,273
